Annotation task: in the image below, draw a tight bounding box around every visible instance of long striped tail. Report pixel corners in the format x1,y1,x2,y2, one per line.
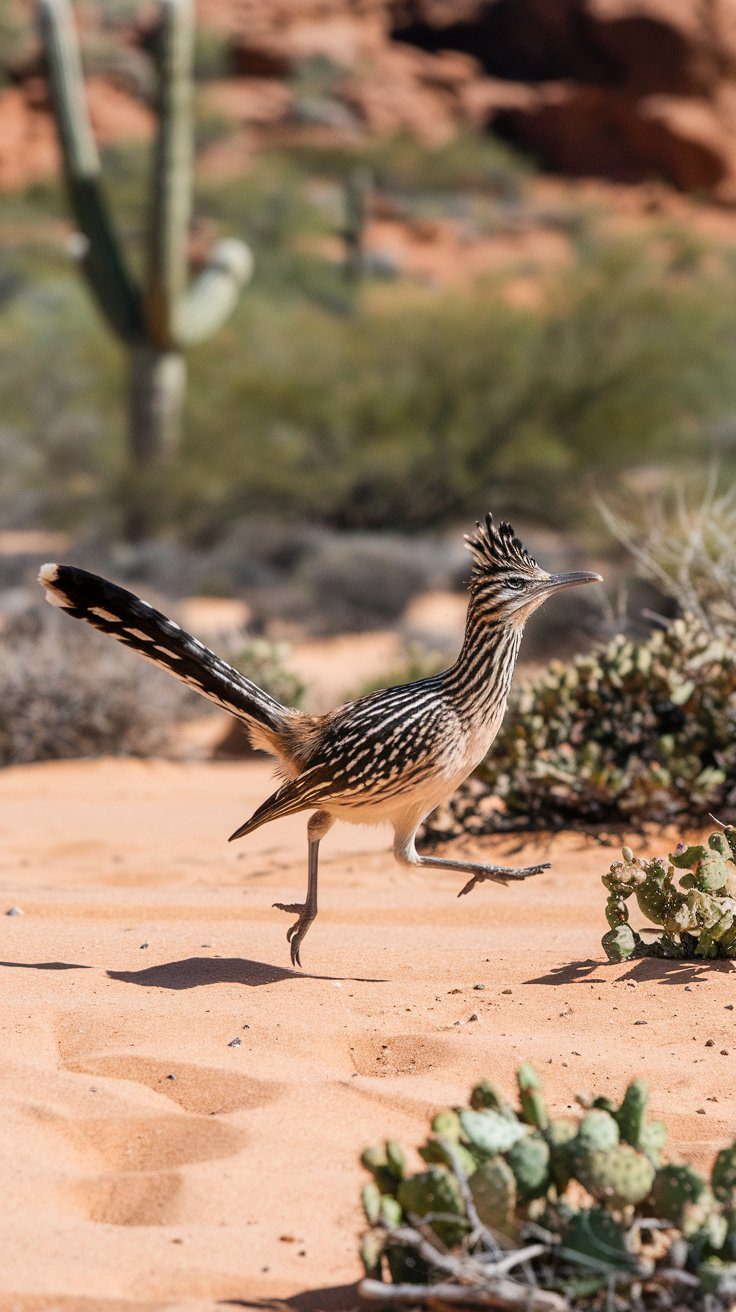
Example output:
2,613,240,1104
38,563,291,753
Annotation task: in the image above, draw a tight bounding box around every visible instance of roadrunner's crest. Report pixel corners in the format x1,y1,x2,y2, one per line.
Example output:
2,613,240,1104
465,512,539,580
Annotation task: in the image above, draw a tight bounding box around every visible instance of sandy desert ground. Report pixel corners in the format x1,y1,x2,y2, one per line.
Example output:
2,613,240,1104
1,756,735,1312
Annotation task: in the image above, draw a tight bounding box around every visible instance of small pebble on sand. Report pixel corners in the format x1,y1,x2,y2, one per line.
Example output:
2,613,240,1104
228,1038,241,1048
5,907,23,916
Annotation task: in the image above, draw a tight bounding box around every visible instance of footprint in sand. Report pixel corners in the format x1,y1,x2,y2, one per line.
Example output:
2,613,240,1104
350,1032,452,1078
50,1029,280,1228
54,1110,244,1228
64,1053,280,1116
72,1168,183,1227
58,1110,242,1174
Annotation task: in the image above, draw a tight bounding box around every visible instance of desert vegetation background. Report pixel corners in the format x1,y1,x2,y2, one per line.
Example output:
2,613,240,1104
1,2,736,1309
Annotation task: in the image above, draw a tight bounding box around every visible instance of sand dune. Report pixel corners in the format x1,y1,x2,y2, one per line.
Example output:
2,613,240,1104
1,757,734,1310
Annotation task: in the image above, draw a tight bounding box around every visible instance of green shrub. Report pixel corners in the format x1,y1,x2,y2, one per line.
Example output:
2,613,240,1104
360,1067,736,1307
602,829,736,962
226,636,306,709
289,130,531,199
4,145,736,538
426,616,736,838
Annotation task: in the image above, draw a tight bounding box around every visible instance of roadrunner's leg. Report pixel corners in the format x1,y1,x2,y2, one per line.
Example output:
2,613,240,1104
273,810,334,968
393,826,549,899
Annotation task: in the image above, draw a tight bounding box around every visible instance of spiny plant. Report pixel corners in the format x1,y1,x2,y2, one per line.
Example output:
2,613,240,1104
602,828,736,962
601,476,736,641
360,1067,736,1309
423,616,736,841
38,0,253,469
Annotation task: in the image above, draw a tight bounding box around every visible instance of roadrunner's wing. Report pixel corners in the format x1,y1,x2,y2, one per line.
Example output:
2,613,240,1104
228,766,334,841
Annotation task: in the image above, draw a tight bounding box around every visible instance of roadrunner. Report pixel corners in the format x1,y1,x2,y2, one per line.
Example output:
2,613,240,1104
39,515,601,966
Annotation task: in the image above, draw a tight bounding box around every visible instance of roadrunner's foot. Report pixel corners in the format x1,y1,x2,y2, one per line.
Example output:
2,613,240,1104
272,901,315,968
457,862,550,898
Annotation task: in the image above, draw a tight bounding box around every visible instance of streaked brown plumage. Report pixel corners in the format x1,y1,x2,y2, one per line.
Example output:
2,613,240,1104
39,514,602,966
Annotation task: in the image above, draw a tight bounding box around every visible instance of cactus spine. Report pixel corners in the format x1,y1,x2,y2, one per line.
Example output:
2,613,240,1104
38,0,253,468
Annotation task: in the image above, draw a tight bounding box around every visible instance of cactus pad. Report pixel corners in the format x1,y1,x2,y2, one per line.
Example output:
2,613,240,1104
469,1156,517,1232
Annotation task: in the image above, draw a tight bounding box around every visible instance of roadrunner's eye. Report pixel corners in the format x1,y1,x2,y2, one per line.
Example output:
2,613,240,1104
507,578,525,591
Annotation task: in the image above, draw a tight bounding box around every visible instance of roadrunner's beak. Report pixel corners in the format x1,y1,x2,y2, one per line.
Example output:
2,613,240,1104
546,570,603,592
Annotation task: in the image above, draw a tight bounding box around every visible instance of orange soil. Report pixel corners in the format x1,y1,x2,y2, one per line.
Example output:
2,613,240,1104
1,757,734,1311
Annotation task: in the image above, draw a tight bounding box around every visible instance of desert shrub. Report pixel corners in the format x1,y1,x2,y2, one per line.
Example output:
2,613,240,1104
244,530,450,635
4,146,736,538
176,239,736,532
0,607,304,764
293,535,444,632
225,636,306,708
602,478,736,640
0,0,34,83
360,1066,736,1307
291,130,531,200
602,829,736,962
193,27,232,81
0,607,188,764
424,616,736,838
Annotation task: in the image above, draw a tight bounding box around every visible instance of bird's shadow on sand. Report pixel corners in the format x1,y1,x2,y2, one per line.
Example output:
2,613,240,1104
0,957,385,987
525,956,736,987
221,1285,360,1311
107,956,386,988
0,959,91,971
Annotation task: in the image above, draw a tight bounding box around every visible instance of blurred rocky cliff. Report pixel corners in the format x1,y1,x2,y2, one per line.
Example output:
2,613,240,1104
3,0,736,198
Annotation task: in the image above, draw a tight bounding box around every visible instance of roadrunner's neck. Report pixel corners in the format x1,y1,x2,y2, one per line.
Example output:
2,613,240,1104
443,598,523,725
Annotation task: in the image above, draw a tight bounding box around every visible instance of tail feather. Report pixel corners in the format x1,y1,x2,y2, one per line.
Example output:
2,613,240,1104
38,563,290,749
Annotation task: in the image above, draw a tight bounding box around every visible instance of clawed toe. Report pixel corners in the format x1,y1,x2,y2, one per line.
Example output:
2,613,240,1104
272,900,313,968
509,862,551,878
457,861,551,898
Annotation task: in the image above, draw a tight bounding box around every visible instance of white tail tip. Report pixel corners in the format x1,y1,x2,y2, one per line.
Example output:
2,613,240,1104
38,562,71,608
38,562,59,587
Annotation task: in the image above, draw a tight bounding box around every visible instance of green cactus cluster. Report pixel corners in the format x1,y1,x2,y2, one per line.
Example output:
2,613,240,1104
601,828,736,962
424,617,736,841
360,1066,736,1307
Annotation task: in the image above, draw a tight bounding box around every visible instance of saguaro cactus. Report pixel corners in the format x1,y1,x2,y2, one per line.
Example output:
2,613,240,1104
38,0,253,467
342,165,372,282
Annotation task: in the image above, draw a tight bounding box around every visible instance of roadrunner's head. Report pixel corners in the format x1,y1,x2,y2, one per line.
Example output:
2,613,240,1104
465,513,602,626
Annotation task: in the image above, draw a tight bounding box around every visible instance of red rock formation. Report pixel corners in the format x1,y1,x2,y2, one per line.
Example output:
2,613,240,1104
388,0,736,197
4,0,736,197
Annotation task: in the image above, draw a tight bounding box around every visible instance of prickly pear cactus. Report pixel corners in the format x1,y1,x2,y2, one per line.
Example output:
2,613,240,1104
506,1133,550,1200
652,1162,706,1220
359,1067,736,1305
576,1144,655,1207
396,1167,466,1246
601,829,736,961
459,1107,525,1156
423,618,736,841
616,1077,648,1147
712,1143,736,1207
469,1155,517,1232
517,1062,549,1130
